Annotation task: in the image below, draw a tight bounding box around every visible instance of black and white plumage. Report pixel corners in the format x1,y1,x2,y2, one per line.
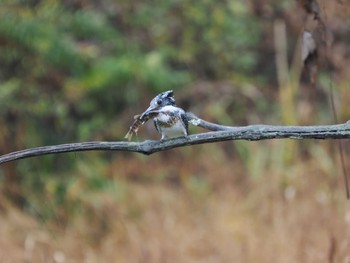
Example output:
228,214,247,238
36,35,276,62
141,90,188,140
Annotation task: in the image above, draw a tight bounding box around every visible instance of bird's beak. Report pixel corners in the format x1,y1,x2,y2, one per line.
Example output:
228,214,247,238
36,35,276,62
140,105,160,119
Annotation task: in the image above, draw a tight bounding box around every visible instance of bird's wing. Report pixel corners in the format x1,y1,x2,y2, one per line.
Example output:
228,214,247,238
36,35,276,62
153,118,161,133
180,111,189,135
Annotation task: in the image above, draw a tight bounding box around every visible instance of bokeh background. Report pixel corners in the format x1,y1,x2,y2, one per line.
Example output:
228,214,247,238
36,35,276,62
1,0,350,262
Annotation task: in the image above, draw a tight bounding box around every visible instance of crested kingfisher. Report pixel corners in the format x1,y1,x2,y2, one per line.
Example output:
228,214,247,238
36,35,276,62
141,90,188,140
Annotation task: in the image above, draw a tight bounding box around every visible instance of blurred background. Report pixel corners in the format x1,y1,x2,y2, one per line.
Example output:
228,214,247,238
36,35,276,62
0,0,350,262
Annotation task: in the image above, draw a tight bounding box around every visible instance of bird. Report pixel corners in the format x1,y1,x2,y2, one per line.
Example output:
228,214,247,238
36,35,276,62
140,90,188,140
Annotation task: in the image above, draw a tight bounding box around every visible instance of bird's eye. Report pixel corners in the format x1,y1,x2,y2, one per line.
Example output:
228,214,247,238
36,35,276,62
156,99,162,105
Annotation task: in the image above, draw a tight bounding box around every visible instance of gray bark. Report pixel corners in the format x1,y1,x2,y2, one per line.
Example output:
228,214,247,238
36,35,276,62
0,113,349,164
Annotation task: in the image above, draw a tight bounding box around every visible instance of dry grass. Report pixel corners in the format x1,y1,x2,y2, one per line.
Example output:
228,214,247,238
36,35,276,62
1,142,350,263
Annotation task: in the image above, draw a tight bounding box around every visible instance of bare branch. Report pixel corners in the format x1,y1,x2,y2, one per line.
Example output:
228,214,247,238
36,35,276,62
0,114,350,164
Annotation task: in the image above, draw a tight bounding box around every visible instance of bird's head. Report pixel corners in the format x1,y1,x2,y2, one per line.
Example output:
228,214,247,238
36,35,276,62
141,90,175,118
150,90,175,108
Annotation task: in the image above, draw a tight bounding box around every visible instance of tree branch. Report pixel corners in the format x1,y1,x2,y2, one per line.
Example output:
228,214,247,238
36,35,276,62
0,114,350,164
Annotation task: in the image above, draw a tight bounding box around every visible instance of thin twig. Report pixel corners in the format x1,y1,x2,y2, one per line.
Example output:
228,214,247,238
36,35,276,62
0,114,350,164
320,0,350,199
